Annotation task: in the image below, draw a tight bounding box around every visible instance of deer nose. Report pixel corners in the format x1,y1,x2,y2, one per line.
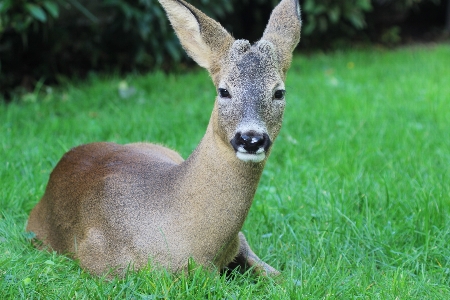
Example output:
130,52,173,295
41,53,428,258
231,131,272,153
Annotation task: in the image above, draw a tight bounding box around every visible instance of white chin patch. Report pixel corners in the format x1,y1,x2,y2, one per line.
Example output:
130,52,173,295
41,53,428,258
236,152,266,163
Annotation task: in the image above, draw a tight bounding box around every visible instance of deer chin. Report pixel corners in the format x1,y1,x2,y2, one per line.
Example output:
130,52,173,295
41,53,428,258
236,150,266,163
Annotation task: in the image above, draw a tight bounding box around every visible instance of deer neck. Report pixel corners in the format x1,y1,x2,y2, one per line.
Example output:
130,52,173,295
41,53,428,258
173,104,266,238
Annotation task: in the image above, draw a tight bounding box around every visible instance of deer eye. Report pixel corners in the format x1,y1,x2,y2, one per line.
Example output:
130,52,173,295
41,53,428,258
218,88,231,99
274,89,286,100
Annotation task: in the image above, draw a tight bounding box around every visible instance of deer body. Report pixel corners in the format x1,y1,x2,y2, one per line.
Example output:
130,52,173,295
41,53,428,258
27,0,301,276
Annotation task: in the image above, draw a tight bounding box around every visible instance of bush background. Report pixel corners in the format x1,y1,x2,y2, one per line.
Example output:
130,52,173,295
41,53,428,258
0,0,449,99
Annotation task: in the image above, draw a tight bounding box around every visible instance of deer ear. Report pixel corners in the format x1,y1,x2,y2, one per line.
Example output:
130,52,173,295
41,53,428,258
158,0,234,71
262,0,302,76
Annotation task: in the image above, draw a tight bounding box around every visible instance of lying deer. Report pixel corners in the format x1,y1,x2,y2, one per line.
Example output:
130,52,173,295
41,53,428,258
27,0,301,276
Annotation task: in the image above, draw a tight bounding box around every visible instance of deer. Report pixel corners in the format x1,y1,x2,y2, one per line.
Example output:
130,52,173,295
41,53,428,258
26,0,301,276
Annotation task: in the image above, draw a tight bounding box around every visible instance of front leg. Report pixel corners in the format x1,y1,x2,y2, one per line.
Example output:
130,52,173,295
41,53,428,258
226,232,280,276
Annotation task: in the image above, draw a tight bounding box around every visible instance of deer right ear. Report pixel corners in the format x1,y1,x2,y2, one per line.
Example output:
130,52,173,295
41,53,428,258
158,0,234,71
262,0,302,78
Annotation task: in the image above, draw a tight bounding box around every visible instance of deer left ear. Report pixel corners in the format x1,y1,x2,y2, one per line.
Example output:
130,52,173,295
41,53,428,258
261,0,302,77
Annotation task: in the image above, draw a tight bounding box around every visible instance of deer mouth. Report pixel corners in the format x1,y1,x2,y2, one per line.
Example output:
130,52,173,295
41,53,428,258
236,149,266,163
230,132,271,163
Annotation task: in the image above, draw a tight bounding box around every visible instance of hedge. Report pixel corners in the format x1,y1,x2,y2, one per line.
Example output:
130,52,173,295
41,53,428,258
0,0,445,99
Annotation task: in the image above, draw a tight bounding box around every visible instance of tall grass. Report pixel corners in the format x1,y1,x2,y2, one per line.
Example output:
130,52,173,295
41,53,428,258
1,44,450,298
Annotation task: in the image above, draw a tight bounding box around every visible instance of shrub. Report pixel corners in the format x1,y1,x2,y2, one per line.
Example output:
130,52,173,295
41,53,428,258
0,0,60,36
0,0,232,100
0,0,445,100
0,0,61,97
302,0,372,35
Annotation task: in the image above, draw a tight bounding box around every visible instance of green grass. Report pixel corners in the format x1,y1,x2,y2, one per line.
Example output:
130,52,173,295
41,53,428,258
1,44,450,298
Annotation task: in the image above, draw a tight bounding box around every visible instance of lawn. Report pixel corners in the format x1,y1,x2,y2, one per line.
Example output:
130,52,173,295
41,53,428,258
1,44,450,298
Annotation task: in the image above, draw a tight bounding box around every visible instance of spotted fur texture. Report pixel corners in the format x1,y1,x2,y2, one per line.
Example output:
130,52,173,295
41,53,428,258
27,0,302,276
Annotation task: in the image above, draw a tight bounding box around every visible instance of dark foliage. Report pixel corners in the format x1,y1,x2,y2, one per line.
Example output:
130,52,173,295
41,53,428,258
0,0,447,100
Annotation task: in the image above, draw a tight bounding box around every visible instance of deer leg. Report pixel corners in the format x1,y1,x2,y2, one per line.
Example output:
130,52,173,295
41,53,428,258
226,232,280,276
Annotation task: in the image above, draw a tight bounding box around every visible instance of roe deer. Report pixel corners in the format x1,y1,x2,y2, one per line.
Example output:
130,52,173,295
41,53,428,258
26,0,301,276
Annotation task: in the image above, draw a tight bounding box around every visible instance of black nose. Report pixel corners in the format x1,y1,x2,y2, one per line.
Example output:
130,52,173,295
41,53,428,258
231,131,272,153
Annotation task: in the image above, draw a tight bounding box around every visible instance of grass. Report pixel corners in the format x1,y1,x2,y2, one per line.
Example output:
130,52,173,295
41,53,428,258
1,43,450,298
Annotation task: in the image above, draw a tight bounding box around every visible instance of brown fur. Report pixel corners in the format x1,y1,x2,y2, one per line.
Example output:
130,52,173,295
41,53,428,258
27,0,302,276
